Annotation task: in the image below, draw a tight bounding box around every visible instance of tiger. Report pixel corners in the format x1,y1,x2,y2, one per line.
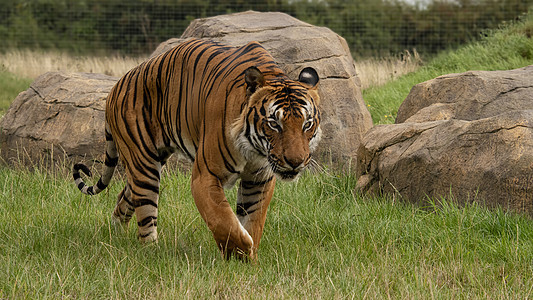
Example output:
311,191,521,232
72,38,321,260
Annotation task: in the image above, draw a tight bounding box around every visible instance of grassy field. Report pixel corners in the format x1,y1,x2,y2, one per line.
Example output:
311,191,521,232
2,13,533,299
1,167,533,298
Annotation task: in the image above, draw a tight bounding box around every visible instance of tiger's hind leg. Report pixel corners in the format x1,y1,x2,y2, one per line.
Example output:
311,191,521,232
126,160,162,243
112,183,135,230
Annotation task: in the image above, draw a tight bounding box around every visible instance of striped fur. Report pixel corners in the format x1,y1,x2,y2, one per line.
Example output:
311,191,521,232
72,38,321,260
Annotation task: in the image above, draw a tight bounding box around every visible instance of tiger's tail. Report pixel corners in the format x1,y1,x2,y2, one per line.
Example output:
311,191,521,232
73,125,119,196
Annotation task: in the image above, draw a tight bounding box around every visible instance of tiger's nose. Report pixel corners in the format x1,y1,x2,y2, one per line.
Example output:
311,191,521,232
284,155,305,170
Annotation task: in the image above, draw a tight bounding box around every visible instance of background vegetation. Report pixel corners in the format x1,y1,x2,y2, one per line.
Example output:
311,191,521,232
364,10,533,123
1,0,532,57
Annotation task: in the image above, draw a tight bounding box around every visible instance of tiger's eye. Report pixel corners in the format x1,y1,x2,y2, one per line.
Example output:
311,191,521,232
303,120,313,132
267,119,281,132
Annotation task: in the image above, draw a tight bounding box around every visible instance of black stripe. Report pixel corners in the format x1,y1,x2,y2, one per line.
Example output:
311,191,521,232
117,207,125,216
239,200,259,211
201,137,219,179
132,178,160,195
147,221,157,228
130,65,142,108
127,151,160,183
237,200,260,216
251,165,269,175
219,89,240,168
96,178,107,190
236,206,246,216
135,121,159,162
86,186,94,195
139,231,155,238
134,198,158,208
242,190,262,197
141,61,154,111
121,189,134,206
237,207,258,216
174,53,195,160
241,177,273,189
182,41,205,152
293,97,309,106
105,130,113,141
138,216,157,227
124,198,134,207
156,48,172,146
77,182,85,190
136,161,161,182
218,141,238,174
200,41,278,104
105,152,119,167
74,163,92,176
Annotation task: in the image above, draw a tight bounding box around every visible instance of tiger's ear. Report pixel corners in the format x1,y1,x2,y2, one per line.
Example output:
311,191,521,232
298,67,319,89
245,66,266,97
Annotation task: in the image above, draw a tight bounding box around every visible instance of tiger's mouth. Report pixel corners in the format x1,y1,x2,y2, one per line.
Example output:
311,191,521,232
277,169,300,181
267,154,306,181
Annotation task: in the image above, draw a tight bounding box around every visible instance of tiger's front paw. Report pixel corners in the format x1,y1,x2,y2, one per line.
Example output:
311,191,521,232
218,226,254,261
220,243,253,261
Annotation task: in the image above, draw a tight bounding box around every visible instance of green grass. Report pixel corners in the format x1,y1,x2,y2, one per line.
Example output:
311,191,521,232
1,167,533,298
364,13,533,124
0,67,31,117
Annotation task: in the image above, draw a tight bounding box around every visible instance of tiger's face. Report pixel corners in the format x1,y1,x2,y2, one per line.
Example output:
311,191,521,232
232,67,321,181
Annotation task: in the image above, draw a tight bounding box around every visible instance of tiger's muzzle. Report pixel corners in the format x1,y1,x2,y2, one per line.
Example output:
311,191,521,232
268,154,310,181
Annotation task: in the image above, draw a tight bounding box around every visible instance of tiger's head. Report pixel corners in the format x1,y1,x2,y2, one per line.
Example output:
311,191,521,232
232,66,321,181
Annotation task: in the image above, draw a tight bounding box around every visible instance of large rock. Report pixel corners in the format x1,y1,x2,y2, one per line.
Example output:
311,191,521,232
152,11,373,166
356,66,533,215
396,65,533,123
0,72,117,167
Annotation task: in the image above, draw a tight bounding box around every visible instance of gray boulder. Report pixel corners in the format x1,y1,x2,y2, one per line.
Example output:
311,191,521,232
0,72,117,167
356,66,533,215
396,65,533,123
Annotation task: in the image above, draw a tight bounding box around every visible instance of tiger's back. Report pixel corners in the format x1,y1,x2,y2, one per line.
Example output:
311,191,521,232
73,38,321,260
107,39,282,169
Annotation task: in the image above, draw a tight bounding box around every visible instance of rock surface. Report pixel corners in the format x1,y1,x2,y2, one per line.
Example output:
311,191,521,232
0,72,117,167
396,65,533,123
356,66,533,215
152,11,373,166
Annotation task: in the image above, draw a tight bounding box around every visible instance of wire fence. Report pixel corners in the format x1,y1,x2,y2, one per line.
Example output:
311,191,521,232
1,0,531,58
